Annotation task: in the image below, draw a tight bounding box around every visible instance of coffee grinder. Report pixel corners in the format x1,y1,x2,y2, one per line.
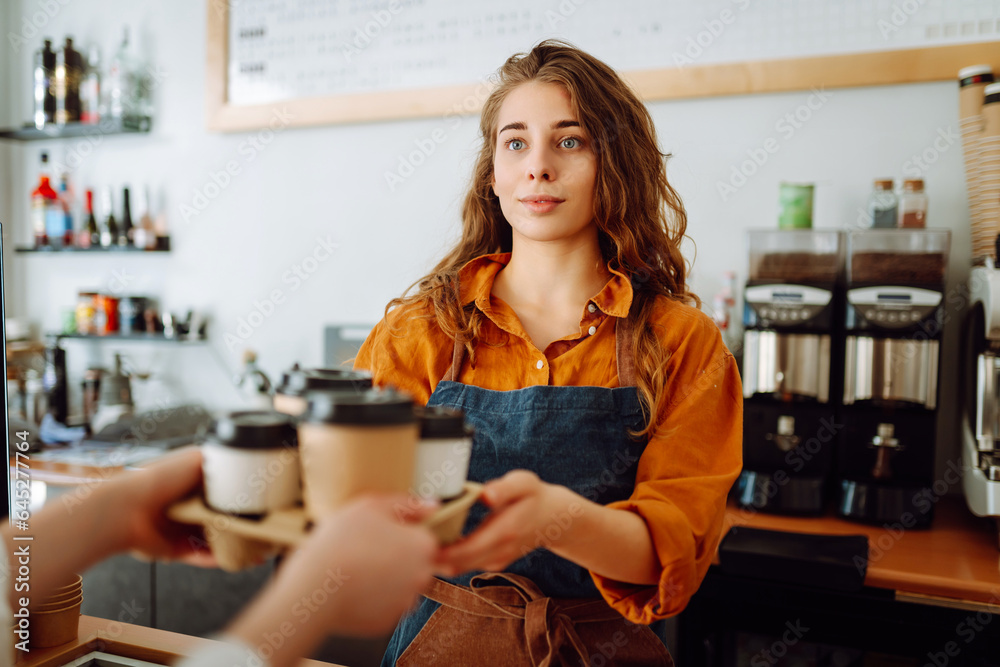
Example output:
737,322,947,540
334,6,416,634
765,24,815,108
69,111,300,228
838,229,950,527
962,262,1000,543
735,230,845,514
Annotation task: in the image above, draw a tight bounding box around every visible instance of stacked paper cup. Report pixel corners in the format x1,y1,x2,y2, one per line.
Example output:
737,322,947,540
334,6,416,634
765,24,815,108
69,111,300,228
981,82,1000,258
959,65,996,262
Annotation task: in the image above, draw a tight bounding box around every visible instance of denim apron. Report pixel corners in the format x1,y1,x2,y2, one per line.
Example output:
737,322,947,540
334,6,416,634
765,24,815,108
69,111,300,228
383,315,673,666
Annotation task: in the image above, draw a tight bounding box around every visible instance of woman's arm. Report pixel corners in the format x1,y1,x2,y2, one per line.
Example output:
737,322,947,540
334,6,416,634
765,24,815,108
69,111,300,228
436,472,660,585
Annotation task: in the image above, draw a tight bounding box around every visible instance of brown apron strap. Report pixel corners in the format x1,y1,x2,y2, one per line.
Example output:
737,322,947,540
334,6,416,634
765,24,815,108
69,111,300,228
423,574,623,667
615,310,637,388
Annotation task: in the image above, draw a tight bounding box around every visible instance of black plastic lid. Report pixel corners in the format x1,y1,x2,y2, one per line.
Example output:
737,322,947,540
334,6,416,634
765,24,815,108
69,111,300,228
277,364,373,396
209,410,297,449
304,388,415,425
418,406,473,439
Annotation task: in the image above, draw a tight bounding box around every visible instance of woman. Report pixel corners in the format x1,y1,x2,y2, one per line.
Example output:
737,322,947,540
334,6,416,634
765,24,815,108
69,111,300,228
356,39,742,665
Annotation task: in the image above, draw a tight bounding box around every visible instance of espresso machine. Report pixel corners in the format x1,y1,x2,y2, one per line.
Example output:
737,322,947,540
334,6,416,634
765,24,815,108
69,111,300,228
735,230,845,514
962,263,1000,542
838,229,949,527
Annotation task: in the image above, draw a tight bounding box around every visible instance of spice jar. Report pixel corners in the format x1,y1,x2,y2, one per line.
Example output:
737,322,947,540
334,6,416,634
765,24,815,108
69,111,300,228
202,410,300,515
898,180,928,228
75,291,97,335
867,180,898,229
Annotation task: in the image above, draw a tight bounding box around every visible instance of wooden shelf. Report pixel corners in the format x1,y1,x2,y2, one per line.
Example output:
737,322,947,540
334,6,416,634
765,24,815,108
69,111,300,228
0,117,151,141
15,244,169,253
54,332,206,343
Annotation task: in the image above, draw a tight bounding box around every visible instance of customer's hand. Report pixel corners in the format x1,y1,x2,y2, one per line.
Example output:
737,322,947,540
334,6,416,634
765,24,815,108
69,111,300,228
275,494,440,635
225,493,439,667
113,446,216,566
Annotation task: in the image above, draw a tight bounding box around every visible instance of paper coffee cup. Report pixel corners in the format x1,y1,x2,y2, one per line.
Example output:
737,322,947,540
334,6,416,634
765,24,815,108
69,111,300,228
202,411,300,515
412,406,473,500
298,388,418,518
274,364,372,416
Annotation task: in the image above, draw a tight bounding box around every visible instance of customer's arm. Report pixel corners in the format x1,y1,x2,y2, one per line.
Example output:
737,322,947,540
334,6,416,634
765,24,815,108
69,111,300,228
217,495,439,667
2,446,211,609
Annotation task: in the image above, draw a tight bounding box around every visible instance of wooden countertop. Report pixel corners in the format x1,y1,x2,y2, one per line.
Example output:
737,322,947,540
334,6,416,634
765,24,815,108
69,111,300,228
16,615,341,666
722,496,1000,609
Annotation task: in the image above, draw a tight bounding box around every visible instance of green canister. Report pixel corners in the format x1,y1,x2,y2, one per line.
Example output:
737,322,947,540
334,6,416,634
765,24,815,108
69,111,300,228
778,183,814,229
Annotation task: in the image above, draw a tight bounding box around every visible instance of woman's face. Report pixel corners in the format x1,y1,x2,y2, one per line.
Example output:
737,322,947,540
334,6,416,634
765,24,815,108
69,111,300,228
491,81,597,246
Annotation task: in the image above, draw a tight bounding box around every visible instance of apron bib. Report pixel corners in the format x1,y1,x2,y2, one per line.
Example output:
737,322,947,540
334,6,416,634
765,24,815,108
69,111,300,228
383,316,673,666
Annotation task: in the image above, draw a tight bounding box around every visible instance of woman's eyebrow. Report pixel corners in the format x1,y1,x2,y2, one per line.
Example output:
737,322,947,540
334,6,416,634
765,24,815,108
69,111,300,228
498,119,581,134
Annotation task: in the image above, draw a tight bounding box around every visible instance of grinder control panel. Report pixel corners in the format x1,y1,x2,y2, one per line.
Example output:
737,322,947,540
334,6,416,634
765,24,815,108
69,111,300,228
846,286,942,330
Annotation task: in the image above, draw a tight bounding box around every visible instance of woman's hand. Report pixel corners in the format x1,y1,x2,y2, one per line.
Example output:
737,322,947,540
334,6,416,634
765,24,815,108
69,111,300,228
436,470,572,575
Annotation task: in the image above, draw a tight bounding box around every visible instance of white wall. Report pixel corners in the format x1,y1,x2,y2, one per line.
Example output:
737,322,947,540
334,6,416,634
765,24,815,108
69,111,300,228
1,0,978,477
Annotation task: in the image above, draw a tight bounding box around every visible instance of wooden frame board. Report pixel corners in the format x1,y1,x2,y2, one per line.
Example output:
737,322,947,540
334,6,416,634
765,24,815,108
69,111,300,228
206,2,1000,133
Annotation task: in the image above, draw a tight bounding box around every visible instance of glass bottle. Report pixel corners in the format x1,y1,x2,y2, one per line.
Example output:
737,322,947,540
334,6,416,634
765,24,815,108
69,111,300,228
133,186,157,250
80,45,101,124
867,179,898,229
54,37,81,125
31,152,59,247
120,187,133,247
82,189,99,248
898,179,928,229
100,186,118,248
58,172,74,247
33,39,56,129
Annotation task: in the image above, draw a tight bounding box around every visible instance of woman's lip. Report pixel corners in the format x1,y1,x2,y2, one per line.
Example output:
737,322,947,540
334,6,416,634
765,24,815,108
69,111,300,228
520,199,563,213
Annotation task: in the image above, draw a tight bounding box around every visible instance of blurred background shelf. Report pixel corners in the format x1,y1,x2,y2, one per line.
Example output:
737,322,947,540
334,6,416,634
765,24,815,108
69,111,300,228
0,116,151,141
15,244,169,253
54,333,206,343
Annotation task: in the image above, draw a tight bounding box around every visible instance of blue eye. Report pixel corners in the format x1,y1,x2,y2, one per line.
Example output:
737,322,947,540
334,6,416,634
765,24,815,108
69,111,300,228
506,139,525,150
561,137,580,149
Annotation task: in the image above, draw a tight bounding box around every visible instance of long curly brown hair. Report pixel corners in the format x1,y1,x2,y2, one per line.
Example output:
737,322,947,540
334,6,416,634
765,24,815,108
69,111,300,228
387,39,697,435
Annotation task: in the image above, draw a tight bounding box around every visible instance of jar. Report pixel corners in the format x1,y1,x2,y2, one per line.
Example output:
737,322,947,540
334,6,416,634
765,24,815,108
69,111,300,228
201,410,300,515
898,180,928,228
75,291,97,335
298,388,417,518
412,406,473,501
273,364,373,416
118,296,148,334
95,294,120,334
867,180,898,229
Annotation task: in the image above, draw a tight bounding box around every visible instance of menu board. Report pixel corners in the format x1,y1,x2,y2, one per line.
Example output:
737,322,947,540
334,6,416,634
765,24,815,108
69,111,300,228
226,0,1000,107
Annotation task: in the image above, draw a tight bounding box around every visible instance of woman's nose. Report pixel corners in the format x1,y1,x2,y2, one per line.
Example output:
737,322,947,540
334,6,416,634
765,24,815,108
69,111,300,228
526,146,555,181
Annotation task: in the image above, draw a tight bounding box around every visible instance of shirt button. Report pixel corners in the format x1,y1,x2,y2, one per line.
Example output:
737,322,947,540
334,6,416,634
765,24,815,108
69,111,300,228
588,303,597,313
536,359,544,370
588,325,597,336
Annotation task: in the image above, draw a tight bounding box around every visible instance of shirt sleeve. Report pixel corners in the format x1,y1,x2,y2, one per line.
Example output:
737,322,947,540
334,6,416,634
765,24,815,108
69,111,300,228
354,305,451,405
590,314,743,624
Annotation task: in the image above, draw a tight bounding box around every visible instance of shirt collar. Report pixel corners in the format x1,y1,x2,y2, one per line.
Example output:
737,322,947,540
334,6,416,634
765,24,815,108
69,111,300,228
456,252,634,318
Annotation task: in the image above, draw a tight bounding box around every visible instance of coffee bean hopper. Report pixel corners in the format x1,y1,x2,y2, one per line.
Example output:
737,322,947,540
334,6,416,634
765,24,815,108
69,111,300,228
735,229,845,515
838,229,950,527
962,258,1000,545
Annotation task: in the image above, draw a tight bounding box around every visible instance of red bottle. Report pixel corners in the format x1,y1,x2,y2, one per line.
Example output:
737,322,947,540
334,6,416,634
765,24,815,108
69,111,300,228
31,155,60,247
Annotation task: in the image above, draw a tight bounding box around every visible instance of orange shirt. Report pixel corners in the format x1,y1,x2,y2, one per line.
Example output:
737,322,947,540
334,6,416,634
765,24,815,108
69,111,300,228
355,253,743,624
